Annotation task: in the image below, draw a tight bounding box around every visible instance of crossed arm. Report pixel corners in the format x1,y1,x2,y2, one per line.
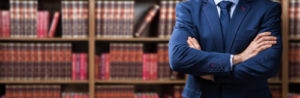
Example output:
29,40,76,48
169,2,282,83
186,32,277,81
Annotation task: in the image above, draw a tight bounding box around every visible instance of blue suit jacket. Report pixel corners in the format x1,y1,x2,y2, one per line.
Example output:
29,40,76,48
169,0,282,98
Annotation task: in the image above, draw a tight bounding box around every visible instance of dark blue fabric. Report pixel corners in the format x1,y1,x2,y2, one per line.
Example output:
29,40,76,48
169,0,282,98
219,1,233,35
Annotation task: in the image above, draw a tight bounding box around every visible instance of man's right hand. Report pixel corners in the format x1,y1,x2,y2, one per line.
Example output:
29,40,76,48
233,32,277,65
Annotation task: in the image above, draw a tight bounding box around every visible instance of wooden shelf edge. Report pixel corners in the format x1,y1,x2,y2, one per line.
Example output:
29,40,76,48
0,80,89,84
289,79,300,83
268,79,282,84
95,37,169,42
0,38,89,41
95,80,186,84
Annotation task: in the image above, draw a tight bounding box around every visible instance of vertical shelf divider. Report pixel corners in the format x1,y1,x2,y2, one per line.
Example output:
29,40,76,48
282,0,289,97
88,0,96,97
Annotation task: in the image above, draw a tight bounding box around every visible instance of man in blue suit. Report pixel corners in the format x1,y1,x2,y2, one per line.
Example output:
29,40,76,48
169,0,282,97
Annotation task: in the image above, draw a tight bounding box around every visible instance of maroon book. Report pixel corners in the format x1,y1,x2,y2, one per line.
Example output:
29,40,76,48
48,12,60,38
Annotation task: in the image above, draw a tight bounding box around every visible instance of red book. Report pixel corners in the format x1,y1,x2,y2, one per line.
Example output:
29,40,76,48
95,56,100,79
143,54,148,80
1,11,10,38
80,53,87,80
72,54,76,80
104,53,110,80
37,11,50,38
48,12,60,37
134,5,160,37
0,10,2,38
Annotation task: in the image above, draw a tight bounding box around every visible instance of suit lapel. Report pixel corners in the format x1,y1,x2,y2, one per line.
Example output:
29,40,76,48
202,0,225,52
225,0,251,52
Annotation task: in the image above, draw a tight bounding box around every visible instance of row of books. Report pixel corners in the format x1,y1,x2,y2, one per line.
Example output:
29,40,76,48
62,93,89,98
269,85,281,98
62,0,89,38
290,0,300,37
0,43,72,80
134,93,159,98
289,43,300,80
95,85,135,98
72,53,88,80
158,0,181,38
0,11,10,38
95,85,184,98
289,93,300,98
9,0,38,38
95,0,134,38
0,10,59,38
0,43,88,80
95,43,181,80
5,85,61,98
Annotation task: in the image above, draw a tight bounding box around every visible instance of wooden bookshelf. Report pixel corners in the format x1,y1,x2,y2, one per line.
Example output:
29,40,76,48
0,0,290,98
0,80,89,84
95,37,169,42
268,79,282,84
0,38,89,41
289,37,300,41
289,80,300,83
95,80,186,84
282,0,289,97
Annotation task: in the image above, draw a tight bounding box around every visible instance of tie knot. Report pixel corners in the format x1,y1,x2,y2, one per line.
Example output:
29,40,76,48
218,1,233,9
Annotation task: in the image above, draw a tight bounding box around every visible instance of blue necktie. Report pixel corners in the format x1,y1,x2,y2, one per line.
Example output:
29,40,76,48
218,1,233,34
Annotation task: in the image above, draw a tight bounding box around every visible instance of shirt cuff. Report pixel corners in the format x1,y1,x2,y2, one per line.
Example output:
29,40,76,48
230,55,234,71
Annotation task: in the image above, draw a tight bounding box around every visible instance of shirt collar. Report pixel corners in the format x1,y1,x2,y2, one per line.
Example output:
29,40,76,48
214,0,239,6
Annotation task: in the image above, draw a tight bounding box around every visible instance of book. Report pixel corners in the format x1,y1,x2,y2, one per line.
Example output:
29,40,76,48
1,11,10,38
95,85,184,98
135,5,160,37
269,85,281,98
0,43,73,80
61,0,89,38
95,1,135,38
72,53,88,80
5,85,61,98
62,93,89,98
48,12,60,37
10,0,38,38
95,85,135,98
37,11,50,38
95,43,183,80
289,42,300,80
158,0,181,38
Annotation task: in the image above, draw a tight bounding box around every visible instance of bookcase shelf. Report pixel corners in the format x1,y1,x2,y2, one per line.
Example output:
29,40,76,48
95,80,186,84
268,79,282,84
0,80,89,84
289,79,300,83
0,38,89,41
290,37,300,41
95,37,169,42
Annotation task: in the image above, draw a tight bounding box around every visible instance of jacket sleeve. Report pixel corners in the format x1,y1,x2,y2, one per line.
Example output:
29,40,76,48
169,2,232,76
214,3,282,83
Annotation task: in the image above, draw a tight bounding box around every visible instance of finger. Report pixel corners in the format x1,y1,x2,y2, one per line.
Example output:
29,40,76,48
191,38,201,49
187,39,194,48
256,36,277,44
257,44,273,53
254,32,271,41
190,38,200,49
257,41,277,50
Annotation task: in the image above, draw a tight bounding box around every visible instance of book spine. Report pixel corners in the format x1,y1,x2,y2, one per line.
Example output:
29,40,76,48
2,11,10,38
72,53,76,80
134,5,160,37
48,12,60,37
